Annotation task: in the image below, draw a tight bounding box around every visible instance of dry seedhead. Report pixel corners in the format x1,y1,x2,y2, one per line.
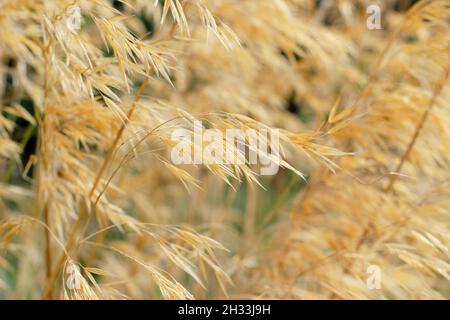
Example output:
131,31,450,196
0,0,344,299
1,0,448,300
257,0,450,299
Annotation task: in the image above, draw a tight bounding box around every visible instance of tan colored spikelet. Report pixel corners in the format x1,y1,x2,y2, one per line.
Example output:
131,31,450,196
1,0,449,300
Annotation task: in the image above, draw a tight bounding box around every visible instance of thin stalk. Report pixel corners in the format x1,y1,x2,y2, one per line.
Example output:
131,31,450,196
43,19,180,299
42,71,151,299
385,70,449,192
37,35,53,285
296,4,416,210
